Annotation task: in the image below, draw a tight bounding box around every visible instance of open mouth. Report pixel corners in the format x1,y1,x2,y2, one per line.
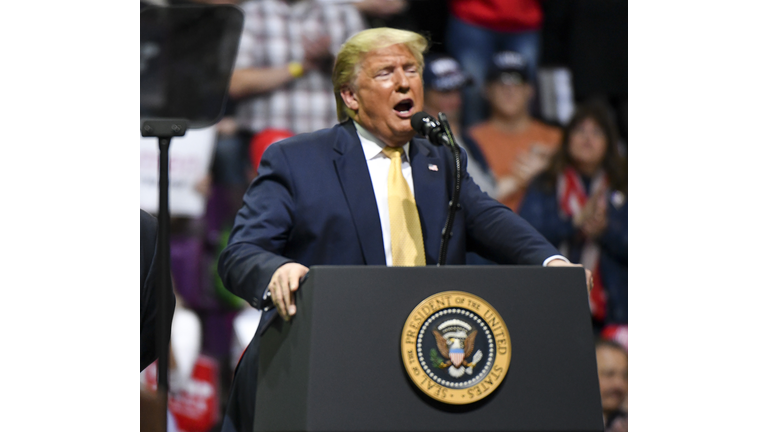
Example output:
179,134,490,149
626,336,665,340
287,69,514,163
393,99,414,118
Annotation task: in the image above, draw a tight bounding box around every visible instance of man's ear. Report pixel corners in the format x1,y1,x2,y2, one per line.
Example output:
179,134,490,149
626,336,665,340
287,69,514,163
339,85,359,111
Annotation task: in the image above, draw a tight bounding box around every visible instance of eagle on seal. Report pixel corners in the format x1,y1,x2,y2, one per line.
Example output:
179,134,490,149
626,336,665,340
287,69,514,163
433,329,478,368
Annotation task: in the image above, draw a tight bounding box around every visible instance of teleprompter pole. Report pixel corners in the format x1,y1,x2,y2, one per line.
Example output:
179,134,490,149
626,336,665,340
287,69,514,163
142,119,187,431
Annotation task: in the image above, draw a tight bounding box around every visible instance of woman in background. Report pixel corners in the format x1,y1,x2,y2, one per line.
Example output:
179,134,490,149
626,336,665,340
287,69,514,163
518,102,628,330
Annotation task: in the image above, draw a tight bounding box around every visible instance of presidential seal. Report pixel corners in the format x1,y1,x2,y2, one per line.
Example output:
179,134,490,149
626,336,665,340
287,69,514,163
400,291,511,405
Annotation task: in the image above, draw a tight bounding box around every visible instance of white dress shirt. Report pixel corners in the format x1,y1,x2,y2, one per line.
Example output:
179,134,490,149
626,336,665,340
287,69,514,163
354,122,413,266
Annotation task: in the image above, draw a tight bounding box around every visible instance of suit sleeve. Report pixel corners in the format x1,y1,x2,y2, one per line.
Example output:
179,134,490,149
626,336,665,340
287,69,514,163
456,149,561,265
218,144,296,309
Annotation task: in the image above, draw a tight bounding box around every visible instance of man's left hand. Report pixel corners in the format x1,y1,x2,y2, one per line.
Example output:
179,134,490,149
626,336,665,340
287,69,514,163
546,259,593,293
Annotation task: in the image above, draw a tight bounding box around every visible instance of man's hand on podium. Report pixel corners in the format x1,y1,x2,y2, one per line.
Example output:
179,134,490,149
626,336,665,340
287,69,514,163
269,263,310,322
546,259,594,293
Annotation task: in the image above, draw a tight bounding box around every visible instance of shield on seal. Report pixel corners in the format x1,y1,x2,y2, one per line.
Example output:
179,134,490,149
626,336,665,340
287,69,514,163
449,347,464,367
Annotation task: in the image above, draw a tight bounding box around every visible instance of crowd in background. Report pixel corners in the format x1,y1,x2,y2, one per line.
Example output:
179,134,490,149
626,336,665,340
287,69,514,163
140,1,628,431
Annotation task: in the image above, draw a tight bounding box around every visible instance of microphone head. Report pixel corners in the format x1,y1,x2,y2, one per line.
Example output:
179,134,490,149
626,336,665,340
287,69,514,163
410,111,438,137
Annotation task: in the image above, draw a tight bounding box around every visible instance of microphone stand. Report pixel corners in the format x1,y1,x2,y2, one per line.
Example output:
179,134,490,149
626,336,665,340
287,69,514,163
141,118,187,431
437,112,462,267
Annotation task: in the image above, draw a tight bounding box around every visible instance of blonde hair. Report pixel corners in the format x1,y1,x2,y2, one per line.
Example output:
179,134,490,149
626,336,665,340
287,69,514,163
332,28,429,122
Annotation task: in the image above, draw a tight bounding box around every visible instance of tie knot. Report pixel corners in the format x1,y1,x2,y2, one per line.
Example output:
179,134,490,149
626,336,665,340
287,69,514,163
381,146,404,160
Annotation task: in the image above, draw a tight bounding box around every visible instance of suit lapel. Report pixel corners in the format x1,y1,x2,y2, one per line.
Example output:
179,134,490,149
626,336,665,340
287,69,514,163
410,139,448,265
333,121,386,265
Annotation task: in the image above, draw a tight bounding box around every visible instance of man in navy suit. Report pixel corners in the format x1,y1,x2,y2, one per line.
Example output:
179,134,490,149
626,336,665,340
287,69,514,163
218,27,591,432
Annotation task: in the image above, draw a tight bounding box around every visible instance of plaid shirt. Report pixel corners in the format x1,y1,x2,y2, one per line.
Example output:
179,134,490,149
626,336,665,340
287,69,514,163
234,0,365,134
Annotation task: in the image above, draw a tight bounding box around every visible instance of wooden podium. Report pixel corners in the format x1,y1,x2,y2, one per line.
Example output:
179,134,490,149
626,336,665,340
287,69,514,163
255,266,604,432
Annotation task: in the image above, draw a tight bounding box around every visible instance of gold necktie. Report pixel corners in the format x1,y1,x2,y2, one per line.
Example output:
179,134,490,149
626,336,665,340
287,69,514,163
382,146,426,266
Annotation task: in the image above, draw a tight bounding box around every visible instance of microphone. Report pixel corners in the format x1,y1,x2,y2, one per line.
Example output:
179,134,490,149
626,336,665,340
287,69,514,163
411,111,463,266
410,112,448,146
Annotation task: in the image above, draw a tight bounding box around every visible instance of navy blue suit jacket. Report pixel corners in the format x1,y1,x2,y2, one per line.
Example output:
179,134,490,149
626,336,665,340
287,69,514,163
217,120,559,432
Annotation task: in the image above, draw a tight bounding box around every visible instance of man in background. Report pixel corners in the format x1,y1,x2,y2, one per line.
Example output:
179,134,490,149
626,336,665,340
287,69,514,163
446,0,545,127
595,338,628,432
421,53,496,198
215,0,366,191
470,50,561,212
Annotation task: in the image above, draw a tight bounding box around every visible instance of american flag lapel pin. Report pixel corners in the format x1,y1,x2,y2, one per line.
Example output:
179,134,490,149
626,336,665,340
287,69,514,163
428,164,438,172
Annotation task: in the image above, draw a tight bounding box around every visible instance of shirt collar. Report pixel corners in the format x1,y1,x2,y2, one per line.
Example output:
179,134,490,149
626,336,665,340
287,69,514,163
354,121,410,162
